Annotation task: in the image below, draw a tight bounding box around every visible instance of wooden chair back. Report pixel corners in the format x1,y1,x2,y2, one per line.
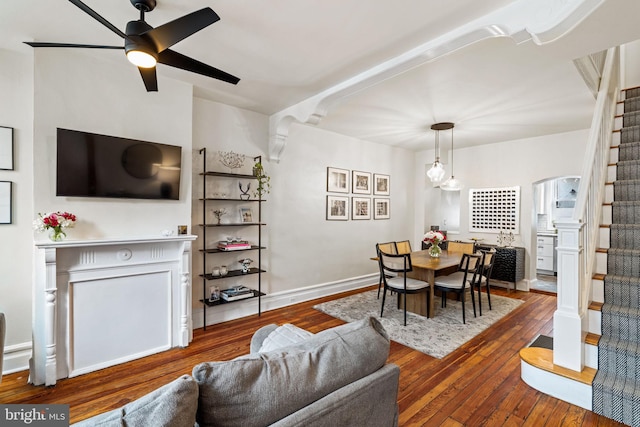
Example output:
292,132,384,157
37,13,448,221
447,241,475,254
395,240,412,254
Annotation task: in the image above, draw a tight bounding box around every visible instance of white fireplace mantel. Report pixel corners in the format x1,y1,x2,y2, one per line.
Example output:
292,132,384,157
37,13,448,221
32,235,197,386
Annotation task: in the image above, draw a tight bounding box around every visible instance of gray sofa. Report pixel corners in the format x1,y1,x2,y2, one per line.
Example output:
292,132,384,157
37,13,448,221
73,317,400,427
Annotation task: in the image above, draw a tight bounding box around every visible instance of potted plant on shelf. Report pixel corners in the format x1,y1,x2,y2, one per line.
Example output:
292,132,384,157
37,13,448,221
252,160,271,198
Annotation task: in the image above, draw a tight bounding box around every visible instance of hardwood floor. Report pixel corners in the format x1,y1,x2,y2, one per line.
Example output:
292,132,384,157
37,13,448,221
0,286,625,426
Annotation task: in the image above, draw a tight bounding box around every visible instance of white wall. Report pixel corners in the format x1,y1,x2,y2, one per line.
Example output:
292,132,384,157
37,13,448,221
0,49,34,372
269,123,415,291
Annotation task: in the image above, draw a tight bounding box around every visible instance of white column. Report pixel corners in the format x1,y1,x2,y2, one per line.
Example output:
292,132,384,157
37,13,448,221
553,220,585,371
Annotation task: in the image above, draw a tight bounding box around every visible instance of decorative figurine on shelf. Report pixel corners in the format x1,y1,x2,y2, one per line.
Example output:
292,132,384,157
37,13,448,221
239,258,253,274
213,208,227,225
497,230,515,247
218,150,245,172
239,182,251,200
423,230,446,258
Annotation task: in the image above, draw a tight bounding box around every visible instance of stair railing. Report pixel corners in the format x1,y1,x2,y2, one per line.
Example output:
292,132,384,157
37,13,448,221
553,46,619,371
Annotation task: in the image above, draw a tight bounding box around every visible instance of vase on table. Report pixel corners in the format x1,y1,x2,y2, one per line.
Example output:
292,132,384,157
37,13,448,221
49,228,66,242
429,244,441,258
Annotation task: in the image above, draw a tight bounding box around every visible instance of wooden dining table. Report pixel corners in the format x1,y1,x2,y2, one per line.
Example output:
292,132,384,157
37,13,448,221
401,249,462,318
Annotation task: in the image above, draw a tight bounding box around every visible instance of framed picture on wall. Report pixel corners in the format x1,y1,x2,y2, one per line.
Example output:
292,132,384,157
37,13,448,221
327,195,349,220
352,171,371,194
373,198,390,220
0,127,14,171
0,181,12,224
373,174,390,195
352,197,371,220
327,167,349,193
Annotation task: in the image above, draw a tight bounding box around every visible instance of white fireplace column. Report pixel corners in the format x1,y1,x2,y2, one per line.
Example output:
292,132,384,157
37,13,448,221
32,235,196,386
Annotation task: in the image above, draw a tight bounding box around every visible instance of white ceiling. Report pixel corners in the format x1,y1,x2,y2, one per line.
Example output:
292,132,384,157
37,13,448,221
2,0,640,151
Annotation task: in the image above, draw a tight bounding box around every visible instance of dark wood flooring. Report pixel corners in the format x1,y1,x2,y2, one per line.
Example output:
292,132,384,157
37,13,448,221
0,286,625,426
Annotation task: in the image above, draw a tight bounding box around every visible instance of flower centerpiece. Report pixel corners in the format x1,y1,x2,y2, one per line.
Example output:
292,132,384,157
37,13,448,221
423,230,446,258
34,211,77,241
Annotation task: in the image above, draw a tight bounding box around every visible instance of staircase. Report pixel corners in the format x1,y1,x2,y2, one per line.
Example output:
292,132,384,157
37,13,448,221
592,87,640,426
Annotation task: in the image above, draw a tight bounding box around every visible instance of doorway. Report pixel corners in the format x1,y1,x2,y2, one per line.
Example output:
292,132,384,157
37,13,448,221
530,176,580,294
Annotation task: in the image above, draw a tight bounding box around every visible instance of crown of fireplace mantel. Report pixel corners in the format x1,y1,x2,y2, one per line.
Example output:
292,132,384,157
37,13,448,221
31,234,197,386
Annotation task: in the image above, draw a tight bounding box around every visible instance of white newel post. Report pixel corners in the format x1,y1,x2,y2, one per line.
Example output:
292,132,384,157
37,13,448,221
32,235,196,386
553,220,585,371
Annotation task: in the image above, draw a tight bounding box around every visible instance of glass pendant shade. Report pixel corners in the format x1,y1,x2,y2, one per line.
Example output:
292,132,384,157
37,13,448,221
427,160,446,182
440,176,463,191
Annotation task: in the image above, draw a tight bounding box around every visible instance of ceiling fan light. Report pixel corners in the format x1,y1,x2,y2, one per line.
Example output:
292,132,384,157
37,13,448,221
440,176,463,192
127,49,157,68
426,160,446,183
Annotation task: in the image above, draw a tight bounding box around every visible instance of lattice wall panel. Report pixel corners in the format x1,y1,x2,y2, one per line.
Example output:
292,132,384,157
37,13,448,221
469,186,520,233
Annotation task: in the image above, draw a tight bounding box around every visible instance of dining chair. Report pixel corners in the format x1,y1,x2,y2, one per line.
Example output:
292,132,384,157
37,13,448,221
395,240,412,254
474,248,497,316
376,244,430,326
376,242,398,298
433,253,482,324
446,241,475,254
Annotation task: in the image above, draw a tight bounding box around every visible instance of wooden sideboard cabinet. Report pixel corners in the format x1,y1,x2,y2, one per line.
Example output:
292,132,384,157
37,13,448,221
477,244,525,291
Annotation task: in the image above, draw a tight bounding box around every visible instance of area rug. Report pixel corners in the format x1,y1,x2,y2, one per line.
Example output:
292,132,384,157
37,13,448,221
313,290,524,359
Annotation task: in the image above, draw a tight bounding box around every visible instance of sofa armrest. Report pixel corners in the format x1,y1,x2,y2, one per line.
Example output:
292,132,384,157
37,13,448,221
250,324,278,353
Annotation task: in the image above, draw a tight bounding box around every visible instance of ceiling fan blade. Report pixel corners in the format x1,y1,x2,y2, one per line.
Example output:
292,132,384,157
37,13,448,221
68,0,127,39
143,8,220,52
138,66,158,92
24,42,123,50
157,49,239,85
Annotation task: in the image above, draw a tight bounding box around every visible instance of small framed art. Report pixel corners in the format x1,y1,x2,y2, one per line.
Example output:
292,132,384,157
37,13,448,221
326,195,349,220
239,207,254,223
0,127,13,171
327,167,349,193
373,174,390,195
352,171,371,194
0,181,12,224
373,198,390,220
352,197,371,220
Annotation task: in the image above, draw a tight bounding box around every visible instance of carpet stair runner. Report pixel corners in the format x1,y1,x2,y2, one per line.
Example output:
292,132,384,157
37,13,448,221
592,87,640,426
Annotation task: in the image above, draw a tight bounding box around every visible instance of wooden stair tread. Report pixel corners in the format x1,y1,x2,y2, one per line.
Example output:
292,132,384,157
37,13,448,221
590,301,604,311
596,248,608,253
600,224,611,228
586,332,601,346
593,273,606,281
520,347,596,385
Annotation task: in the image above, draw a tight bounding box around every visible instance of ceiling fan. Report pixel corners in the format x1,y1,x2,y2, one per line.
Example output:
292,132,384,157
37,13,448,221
24,0,240,92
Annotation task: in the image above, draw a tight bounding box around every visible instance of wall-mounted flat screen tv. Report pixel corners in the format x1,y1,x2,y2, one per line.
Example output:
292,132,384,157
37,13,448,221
56,128,182,200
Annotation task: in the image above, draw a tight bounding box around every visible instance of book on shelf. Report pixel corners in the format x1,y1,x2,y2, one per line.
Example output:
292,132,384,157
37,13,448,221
221,286,255,301
217,240,252,251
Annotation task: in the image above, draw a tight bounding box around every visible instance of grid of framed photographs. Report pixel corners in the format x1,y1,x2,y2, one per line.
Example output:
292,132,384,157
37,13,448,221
326,167,390,220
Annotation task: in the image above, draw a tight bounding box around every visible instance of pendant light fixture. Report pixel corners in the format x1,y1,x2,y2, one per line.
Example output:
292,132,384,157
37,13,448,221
436,122,463,192
426,123,447,183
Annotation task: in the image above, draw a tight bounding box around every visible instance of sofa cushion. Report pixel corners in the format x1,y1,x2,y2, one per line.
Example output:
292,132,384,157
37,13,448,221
192,317,390,427
71,375,198,427
258,323,314,352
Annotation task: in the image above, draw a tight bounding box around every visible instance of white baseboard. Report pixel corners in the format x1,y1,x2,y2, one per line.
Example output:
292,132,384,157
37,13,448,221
2,341,32,375
192,273,378,329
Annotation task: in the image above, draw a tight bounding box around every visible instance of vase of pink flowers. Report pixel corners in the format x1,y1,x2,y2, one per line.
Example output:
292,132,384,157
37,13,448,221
423,230,446,258
34,211,77,241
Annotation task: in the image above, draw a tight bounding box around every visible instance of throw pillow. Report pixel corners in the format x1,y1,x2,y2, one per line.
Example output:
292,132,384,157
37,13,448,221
192,317,390,427
71,375,198,427
258,323,314,352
